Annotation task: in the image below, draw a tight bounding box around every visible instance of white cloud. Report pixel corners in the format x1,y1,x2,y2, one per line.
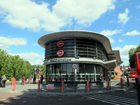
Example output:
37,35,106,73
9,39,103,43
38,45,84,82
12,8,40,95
29,56,44,65
118,8,130,25
100,29,122,43
0,0,116,31
137,6,140,9
10,52,41,61
0,36,27,49
123,30,140,36
100,29,122,36
120,60,129,66
108,37,115,43
135,18,140,21
33,43,39,46
109,20,116,23
118,39,124,42
53,0,115,27
113,45,137,65
9,52,44,65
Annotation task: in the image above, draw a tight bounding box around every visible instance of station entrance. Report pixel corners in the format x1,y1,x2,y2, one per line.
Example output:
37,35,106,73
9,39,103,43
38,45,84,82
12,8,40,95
46,63,107,83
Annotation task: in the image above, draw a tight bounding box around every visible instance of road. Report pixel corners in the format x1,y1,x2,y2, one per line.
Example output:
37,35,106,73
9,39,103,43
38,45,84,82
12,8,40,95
0,78,138,105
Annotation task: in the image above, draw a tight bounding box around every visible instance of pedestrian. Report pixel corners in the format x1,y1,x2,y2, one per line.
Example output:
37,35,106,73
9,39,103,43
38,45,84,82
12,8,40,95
2,75,6,88
33,73,36,84
40,75,44,84
21,76,24,85
0,74,2,87
97,76,101,85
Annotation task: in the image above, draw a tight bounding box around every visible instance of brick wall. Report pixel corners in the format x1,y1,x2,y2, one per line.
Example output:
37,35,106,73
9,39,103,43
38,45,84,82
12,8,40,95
114,66,122,79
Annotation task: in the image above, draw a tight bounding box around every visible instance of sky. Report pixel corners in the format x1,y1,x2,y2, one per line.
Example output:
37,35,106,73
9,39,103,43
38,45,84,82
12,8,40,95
0,0,140,66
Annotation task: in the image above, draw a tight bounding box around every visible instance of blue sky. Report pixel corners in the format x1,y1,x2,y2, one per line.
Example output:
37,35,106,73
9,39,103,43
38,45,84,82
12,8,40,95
0,0,140,66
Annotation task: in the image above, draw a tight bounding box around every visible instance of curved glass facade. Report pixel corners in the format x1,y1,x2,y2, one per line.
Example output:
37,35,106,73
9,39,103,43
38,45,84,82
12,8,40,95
46,63,107,83
45,39,108,61
45,38,108,83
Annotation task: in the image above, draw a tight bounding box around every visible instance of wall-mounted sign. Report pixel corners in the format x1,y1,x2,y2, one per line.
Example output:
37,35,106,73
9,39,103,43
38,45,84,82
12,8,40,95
57,49,64,57
57,40,64,47
72,63,78,69
50,58,71,62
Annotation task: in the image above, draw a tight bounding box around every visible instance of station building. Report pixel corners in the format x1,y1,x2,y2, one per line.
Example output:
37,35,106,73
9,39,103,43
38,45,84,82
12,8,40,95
38,31,123,83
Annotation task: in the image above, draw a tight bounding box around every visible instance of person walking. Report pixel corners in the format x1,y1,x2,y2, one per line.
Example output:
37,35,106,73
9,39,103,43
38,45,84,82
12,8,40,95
21,76,24,85
33,73,36,84
2,75,6,88
40,75,44,84
0,74,2,87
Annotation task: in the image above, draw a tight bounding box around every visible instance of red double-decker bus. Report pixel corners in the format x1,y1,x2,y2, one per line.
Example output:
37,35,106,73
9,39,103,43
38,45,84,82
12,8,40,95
130,68,138,78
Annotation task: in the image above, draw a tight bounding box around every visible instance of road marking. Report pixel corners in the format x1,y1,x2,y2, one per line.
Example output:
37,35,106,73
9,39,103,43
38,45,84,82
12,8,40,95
83,94,138,105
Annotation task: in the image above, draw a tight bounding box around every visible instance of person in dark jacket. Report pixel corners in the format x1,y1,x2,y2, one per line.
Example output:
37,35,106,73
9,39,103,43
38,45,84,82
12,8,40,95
33,73,36,84
40,75,44,84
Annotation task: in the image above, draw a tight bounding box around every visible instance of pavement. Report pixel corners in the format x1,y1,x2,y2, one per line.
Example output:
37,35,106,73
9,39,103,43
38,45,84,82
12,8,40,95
0,78,135,96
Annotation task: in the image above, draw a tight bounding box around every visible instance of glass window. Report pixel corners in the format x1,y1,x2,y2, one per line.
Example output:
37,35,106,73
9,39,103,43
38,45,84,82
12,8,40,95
67,64,73,74
138,54,140,59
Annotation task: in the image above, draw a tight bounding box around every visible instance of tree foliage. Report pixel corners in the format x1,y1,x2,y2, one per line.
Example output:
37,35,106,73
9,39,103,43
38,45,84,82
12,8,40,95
128,44,140,68
0,49,45,81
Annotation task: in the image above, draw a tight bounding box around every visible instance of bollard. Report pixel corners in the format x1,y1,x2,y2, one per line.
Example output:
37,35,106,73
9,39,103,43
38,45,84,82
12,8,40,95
127,76,129,87
87,80,89,93
107,79,110,91
47,77,49,83
24,77,25,85
13,80,16,91
29,77,30,84
12,77,14,85
38,80,40,93
121,78,123,88
61,80,64,93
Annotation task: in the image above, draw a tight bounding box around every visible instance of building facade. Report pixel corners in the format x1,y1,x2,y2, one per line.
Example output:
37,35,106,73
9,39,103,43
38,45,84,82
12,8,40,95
38,31,123,83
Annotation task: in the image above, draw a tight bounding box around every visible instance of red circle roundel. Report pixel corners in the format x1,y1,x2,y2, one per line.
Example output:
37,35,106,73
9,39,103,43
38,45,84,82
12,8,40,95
57,49,64,57
57,40,64,47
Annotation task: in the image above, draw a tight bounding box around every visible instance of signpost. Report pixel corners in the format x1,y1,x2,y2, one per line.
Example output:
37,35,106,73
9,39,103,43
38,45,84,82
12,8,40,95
72,63,78,69
72,63,78,84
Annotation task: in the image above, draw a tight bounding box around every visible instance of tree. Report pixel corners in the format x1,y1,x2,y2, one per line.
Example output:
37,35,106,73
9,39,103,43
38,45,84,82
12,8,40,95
129,48,136,68
128,44,140,68
0,49,35,80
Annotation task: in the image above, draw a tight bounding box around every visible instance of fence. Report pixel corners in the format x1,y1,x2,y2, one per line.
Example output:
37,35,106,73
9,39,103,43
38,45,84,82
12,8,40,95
40,78,129,93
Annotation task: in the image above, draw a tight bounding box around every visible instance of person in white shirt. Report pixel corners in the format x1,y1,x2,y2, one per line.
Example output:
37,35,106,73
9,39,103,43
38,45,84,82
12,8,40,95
2,75,6,88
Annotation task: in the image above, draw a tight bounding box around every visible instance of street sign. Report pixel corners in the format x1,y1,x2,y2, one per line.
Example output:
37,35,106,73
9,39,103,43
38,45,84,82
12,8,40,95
48,84,54,89
72,63,78,69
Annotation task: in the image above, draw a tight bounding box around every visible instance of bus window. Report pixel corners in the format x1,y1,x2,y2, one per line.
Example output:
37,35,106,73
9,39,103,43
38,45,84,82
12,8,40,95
138,54,140,59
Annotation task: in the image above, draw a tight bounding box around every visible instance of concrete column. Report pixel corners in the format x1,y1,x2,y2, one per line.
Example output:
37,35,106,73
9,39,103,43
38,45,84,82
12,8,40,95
94,65,96,81
75,69,77,81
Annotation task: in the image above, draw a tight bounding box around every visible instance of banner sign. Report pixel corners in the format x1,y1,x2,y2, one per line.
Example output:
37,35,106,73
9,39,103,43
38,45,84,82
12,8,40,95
48,84,54,89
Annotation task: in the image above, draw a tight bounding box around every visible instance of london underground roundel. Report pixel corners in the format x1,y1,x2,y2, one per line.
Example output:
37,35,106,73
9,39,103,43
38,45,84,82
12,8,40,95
57,40,64,47
57,49,64,57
